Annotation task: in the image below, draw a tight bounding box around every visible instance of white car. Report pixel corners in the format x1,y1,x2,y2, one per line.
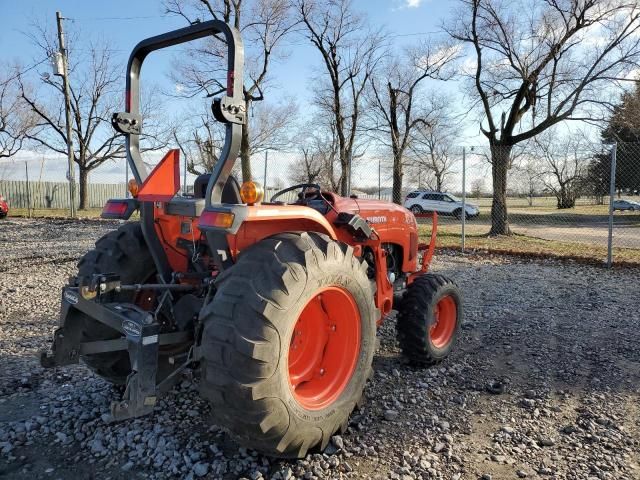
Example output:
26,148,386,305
404,190,480,220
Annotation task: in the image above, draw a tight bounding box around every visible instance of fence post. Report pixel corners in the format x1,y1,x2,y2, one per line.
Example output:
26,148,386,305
461,147,466,253
606,143,617,268
25,161,32,218
263,150,268,191
378,157,381,199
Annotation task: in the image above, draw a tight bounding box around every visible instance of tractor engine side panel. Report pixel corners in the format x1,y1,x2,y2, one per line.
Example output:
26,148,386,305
351,201,419,274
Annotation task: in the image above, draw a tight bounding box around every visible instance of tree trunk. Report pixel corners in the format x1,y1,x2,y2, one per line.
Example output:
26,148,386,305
489,144,511,235
435,172,443,192
392,151,403,204
556,184,576,209
78,167,88,211
340,148,349,196
240,99,252,182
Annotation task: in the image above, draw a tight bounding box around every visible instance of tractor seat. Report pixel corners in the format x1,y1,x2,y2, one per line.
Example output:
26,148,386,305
193,174,241,204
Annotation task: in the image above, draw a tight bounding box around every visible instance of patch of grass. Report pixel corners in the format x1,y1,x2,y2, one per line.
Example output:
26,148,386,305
473,196,634,216
420,224,640,266
8,208,105,218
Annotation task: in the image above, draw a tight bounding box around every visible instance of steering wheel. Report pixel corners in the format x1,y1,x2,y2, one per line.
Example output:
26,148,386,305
270,183,323,204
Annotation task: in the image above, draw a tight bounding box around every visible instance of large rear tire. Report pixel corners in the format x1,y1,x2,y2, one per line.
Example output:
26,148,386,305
199,232,377,458
72,223,158,384
396,273,462,367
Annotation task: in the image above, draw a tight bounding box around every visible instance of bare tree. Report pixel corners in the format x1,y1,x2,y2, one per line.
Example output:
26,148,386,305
470,177,484,198
0,67,36,158
165,0,296,181
408,94,459,192
290,117,341,190
449,0,640,234
174,98,296,176
173,106,225,175
535,130,590,209
291,147,324,184
512,155,544,206
19,26,170,210
297,0,385,195
368,40,459,203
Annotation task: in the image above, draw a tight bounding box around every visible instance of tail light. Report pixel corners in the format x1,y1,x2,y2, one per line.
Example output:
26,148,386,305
101,199,138,219
198,210,235,229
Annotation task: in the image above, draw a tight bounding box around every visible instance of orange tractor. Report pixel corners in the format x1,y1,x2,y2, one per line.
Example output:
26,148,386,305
40,20,462,457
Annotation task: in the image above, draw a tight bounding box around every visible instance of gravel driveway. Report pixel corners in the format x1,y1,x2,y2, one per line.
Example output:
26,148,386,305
1,218,639,480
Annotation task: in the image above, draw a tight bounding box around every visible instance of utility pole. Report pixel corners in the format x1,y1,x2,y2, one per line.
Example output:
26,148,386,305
56,11,76,218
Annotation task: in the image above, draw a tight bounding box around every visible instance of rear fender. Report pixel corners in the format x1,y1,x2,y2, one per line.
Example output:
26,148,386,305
229,205,338,255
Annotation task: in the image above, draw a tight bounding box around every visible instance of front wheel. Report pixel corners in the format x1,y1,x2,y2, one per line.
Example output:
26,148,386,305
410,205,423,214
199,232,377,458
454,208,469,220
396,273,462,367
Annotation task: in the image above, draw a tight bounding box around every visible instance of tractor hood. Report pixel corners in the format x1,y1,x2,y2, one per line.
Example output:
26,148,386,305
329,194,416,229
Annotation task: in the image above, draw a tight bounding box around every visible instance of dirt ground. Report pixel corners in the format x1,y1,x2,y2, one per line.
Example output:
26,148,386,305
1,218,639,480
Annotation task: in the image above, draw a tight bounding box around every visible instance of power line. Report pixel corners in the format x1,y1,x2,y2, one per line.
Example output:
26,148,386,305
67,14,176,22
1,57,50,85
389,30,442,38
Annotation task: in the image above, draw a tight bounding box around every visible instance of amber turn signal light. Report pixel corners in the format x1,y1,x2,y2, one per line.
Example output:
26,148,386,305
199,210,235,229
240,181,264,205
128,178,140,198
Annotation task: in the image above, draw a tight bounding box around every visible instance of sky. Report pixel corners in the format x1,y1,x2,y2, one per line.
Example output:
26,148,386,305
0,0,467,187
0,0,452,108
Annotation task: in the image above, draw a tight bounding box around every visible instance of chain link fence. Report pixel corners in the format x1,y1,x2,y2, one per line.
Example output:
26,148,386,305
1,142,638,266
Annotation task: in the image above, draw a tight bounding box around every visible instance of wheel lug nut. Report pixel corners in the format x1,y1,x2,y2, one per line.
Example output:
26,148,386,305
319,368,325,376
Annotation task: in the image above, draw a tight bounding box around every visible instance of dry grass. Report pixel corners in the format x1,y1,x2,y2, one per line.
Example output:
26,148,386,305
8,208,106,218
420,224,640,266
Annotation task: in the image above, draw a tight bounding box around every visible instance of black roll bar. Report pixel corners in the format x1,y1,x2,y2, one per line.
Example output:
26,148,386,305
112,20,245,206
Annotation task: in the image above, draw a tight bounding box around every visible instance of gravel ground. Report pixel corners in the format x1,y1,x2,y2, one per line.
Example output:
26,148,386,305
1,218,639,480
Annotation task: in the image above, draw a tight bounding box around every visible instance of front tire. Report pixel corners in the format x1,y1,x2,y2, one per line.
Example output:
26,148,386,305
199,232,377,458
396,274,462,367
454,208,468,220
410,205,423,214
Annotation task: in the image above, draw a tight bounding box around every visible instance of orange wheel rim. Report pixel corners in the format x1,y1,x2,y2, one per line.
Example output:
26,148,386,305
430,295,457,348
288,286,361,410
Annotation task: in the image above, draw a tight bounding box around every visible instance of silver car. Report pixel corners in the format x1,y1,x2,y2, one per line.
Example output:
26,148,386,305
404,190,480,220
613,199,640,211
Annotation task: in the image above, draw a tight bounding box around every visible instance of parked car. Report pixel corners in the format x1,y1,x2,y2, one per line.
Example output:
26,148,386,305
0,194,8,219
613,199,640,211
404,190,480,219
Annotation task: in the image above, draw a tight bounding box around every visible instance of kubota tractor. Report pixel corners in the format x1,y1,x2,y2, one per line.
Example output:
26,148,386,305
40,20,462,458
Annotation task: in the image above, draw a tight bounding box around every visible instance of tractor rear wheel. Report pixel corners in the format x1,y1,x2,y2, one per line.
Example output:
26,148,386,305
71,222,166,384
396,273,462,367
199,232,377,458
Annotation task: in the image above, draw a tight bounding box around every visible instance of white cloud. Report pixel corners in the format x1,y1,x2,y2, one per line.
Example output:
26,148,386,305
406,0,422,7
418,44,463,70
